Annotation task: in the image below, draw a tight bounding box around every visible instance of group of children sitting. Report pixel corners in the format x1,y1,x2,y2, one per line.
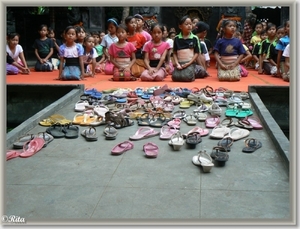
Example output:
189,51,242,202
6,13,290,82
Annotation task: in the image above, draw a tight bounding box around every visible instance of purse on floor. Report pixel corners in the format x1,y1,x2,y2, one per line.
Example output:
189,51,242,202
112,68,136,81
217,65,241,81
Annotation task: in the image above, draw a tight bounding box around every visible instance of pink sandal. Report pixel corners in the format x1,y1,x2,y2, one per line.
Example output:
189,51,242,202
143,142,158,158
159,125,178,140
111,141,134,155
167,118,181,129
129,127,159,140
19,138,45,158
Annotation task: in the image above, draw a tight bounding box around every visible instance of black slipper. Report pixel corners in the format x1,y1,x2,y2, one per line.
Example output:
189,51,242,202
46,125,65,138
242,138,262,153
217,136,234,152
186,132,202,149
63,125,79,139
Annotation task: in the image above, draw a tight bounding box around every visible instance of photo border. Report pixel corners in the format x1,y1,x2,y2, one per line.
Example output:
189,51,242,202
1,0,298,227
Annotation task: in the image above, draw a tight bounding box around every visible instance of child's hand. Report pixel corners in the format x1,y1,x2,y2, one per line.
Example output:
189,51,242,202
176,63,182,70
181,63,189,68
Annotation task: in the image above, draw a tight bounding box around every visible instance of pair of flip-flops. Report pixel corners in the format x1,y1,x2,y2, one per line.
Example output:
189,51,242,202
13,132,54,149
7,137,45,160
46,124,79,139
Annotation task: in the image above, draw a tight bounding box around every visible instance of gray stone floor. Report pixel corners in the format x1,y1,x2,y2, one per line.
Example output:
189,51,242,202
5,94,290,224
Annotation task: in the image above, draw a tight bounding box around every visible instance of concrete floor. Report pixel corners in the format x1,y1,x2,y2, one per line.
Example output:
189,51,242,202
4,92,290,225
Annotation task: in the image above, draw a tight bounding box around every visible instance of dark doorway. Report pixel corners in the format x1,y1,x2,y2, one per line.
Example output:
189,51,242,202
252,7,282,27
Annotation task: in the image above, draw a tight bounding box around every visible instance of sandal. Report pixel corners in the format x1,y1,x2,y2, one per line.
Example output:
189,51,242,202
103,124,118,140
183,126,209,138
149,113,167,128
210,146,229,167
227,127,250,141
113,113,134,129
143,142,159,158
183,114,197,126
220,117,235,127
168,132,185,151
129,127,159,140
209,125,230,139
192,150,214,173
234,119,253,130
137,113,151,126
159,125,178,140
172,110,186,119
242,138,262,153
242,116,263,130
81,127,98,141
185,132,202,149
111,141,134,155
217,136,234,152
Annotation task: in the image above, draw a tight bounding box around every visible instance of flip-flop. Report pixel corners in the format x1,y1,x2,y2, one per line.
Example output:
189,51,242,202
210,146,229,167
209,126,230,139
179,100,194,109
81,127,98,141
172,110,186,119
242,116,263,130
205,116,220,128
168,132,185,151
217,136,234,152
167,118,181,129
103,125,118,140
46,125,65,138
64,125,79,139
159,125,178,140
19,138,45,158
183,126,209,138
13,134,36,149
227,127,250,141
111,141,134,155
183,115,197,126
74,100,89,112
185,132,202,149
129,127,159,140
137,113,151,126
6,150,22,161
192,150,214,173
235,109,253,118
234,119,253,130
242,138,262,153
149,113,167,128
93,105,109,117
143,142,159,158
36,132,54,147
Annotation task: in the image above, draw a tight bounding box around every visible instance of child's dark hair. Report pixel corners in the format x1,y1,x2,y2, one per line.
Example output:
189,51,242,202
178,15,190,25
91,31,100,36
168,31,176,37
277,25,284,30
117,24,128,32
192,17,200,22
64,25,76,34
255,22,263,28
283,20,289,27
7,32,20,40
260,30,267,36
75,26,86,34
38,24,48,31
48,27,55,33
150,23,164,33
266,23,276,31
124,16,135,25
220,19,236,38
107,18,119,27
83,34,93,43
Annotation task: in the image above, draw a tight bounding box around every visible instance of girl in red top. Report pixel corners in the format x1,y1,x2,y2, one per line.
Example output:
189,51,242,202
125,16,146,60
140,23,170,81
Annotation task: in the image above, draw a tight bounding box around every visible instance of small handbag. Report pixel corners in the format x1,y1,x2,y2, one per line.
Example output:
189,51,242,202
131,59,146,78
112,67,136,81
239,64,249,77
217,65,241,81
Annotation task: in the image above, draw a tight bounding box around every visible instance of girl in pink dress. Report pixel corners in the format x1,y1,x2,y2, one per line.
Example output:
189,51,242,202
140,23,171,81
108,24,136,80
